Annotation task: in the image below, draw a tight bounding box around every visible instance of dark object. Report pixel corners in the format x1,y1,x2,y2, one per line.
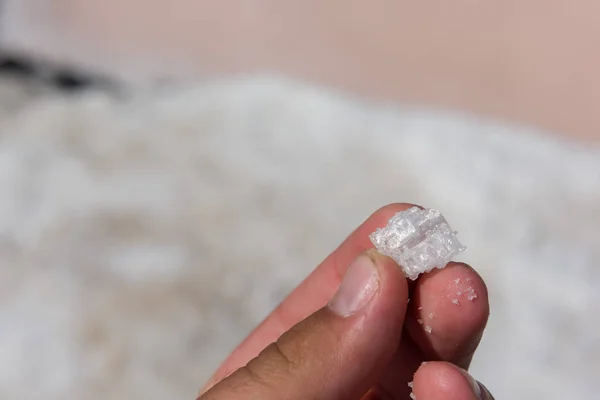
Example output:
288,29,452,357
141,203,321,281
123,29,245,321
0,53,105,93
0,56,37,77
52,69,94,92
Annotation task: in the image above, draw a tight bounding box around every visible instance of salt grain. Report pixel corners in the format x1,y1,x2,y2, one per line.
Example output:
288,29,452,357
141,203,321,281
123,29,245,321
369,207,465,280
410,393,416,400
407,381,413,388
428,312,434,319
417,318,423,325
466,287,478,301
424,325,432,333
454,278,461,284
451,299,460,305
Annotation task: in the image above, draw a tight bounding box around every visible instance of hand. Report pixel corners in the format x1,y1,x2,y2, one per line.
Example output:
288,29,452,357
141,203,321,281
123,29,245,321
199,203,494,400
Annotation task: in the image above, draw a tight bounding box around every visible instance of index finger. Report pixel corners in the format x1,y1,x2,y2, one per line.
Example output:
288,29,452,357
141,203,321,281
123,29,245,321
203,203,415,389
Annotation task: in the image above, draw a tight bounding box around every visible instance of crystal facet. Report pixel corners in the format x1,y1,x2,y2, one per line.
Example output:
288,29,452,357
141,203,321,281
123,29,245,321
369,207,465,280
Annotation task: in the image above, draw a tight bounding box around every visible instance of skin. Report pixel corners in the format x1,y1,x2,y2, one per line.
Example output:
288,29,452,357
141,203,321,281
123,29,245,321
198,203,495,400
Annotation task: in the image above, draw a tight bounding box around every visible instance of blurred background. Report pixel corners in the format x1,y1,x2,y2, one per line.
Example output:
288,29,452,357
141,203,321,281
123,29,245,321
0,1,599,399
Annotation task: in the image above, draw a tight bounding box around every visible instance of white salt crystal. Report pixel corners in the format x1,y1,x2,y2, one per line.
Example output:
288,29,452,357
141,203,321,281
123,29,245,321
451,299,460,305
457,291,462,296
428,312,434,319
454,278,461,284
424,325,432,333
410,393,417,400
417,318,424,325
465,287,478,301
407,381,413,388
370,207,465,280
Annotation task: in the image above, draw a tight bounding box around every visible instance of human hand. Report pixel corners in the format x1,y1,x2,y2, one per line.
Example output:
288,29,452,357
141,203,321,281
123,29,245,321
199,203,494,400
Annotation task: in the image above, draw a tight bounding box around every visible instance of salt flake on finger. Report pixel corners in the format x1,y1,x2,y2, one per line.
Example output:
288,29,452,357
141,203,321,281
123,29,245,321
369,207,466,280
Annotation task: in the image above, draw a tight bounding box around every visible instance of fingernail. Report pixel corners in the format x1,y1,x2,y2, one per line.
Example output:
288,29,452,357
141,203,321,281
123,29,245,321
458,368,484,400
328,254,379,317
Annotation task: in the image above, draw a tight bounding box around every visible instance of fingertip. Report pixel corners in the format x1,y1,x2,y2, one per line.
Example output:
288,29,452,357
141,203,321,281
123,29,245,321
335,251,409,352
413,361,481,400
407,262,490,366
369,251,409,315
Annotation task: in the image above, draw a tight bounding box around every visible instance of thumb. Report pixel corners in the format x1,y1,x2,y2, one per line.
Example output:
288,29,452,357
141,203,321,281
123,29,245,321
200,251,409,400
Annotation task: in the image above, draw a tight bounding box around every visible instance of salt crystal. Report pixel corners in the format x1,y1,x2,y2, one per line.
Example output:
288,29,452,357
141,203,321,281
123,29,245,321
466,287,478,301
457,291,462,296
428,312,434,319
454,278,461,284
451,299,460,305
417,318,423,325
417,306,423,310
407,381,413,388
410,393,417,400
424,325,432,333
370,207,465,280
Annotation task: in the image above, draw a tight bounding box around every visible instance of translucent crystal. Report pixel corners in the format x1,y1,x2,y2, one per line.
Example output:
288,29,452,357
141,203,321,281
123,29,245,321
369,207,465,280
